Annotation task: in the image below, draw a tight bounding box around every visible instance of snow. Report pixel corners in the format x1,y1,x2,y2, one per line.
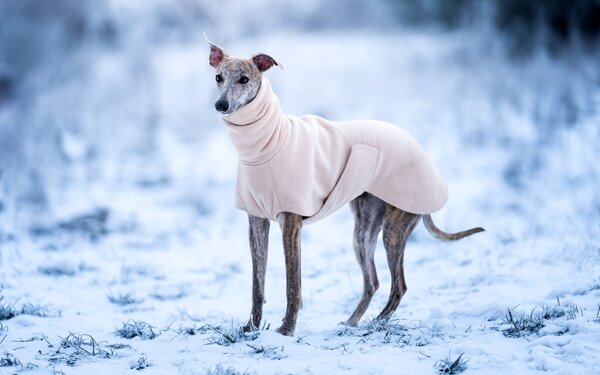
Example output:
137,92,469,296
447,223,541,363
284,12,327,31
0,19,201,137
1,6,600,375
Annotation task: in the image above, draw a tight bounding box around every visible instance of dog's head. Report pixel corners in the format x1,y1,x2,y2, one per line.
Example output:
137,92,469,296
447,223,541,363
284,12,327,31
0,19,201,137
208,41,278,115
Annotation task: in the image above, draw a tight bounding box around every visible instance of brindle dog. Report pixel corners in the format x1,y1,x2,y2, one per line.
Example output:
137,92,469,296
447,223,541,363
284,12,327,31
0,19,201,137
208,40,484,336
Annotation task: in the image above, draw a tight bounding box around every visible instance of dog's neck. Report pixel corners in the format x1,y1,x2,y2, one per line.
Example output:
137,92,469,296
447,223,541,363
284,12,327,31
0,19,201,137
221,78,289,165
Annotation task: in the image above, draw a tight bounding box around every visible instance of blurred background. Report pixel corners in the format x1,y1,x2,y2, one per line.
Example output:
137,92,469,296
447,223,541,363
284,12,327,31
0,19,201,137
0,0,599,244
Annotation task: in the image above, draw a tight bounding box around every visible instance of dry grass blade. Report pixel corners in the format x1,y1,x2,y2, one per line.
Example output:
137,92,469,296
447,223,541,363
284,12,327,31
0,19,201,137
435,352,468,374
501,302,580,338
0,352,22,367
115,320,158,340
206,324,260,346
206,364,249,375
47,332,114,366
107,292,143,306
246,344,287,360
0,296,60,321
131,353,150,370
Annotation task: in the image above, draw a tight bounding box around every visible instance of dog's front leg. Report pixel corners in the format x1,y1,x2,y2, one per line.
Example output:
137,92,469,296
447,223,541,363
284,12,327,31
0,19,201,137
243,215,270,332
276,212,303,336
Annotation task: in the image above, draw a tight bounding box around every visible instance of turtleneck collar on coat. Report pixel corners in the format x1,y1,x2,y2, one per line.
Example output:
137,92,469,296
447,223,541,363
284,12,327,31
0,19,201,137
220,78,288,165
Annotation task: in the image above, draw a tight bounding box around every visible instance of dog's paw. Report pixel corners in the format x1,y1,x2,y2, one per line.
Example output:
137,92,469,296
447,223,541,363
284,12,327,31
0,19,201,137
243,321,259,333
275,325,295,337
341,319,359,327
242,324,253,333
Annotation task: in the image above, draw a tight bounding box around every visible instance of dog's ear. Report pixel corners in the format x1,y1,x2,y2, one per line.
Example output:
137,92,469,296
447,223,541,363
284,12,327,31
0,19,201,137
252,54,279,72
208,42,228,68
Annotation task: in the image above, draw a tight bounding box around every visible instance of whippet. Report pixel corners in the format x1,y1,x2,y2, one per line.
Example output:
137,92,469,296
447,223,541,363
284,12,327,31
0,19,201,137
208,41,484,336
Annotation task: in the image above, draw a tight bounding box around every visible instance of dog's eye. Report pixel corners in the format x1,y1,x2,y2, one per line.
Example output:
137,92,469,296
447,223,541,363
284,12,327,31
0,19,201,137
215,74,223,83
239,76,249,84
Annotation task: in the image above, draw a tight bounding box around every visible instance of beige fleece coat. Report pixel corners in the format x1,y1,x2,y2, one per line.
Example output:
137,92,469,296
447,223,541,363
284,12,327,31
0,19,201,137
221,78,448,224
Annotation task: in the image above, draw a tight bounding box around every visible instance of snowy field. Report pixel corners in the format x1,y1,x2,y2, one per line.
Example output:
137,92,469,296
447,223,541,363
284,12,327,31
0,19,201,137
1,6,600,374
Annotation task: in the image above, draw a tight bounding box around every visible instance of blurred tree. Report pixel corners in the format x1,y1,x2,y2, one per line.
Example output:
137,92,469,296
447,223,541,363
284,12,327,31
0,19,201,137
0,0,95,93
495,0,600,55
385,0,478,28
383,0,600,55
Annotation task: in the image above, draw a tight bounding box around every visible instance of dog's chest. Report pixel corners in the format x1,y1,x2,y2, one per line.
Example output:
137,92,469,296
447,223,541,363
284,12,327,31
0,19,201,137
234,143,348,221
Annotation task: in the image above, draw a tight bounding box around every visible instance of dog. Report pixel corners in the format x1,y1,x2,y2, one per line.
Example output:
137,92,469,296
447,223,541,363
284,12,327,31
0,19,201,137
208,41,484,336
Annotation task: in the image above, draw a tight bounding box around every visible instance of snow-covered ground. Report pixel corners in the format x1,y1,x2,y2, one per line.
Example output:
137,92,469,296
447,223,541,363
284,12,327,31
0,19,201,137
1,23,599,375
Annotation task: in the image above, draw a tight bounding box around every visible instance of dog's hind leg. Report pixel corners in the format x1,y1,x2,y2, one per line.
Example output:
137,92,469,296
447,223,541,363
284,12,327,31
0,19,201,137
276,212,303,336
376,206,420,321
345,192,386,326
243,215,270,332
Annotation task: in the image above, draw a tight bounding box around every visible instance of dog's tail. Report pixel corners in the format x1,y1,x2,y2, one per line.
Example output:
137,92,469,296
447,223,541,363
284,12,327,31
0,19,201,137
422,214,484,241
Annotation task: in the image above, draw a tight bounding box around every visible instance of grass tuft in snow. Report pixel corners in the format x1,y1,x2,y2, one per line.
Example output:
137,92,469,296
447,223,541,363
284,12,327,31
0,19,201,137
130,353,150,370
206,364,249,375
38,264,77,277
361,318,408,336
336,318,448,347
29,208,110,242
0,352,22,367
435,352,468,374
206,323,260,346
246,343,287,360
337,318,407,336
0,296,60,320
176,326,201,336
21,302,59,317
336,318,418,345
174,324,214,337
572,279,600,296
107,343,132,350
501,303,579,338
0,298,24,320
48,332,114,366
150,289,187,301
115,320,158,340
107,292,143,306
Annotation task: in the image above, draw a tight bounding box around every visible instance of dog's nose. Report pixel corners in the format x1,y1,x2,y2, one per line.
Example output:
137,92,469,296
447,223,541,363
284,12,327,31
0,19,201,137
215,100,229,113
